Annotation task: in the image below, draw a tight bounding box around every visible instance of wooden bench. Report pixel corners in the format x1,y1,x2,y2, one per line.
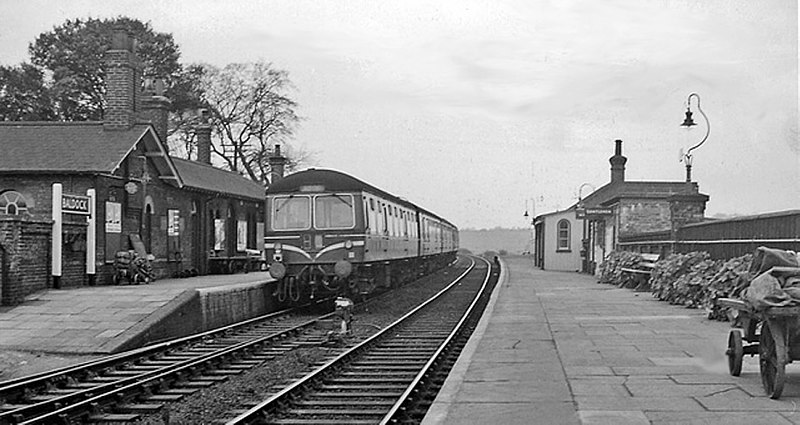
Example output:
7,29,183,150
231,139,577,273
620,253,660,287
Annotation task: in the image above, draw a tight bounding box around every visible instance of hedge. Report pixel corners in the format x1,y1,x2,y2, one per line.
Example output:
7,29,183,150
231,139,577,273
598,250,752,320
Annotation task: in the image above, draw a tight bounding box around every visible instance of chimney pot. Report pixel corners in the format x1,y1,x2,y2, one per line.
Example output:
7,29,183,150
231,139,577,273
609,139,627,183
195,123,213,164
104,30,140,130
268,144,287,184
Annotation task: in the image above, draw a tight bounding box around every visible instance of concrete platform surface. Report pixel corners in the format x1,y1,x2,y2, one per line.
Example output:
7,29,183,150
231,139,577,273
0,272,274,354
423,256,800,425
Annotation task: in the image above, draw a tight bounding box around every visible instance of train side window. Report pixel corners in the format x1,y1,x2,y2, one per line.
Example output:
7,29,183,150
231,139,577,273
382,204,389,235
370,198,377,234
376,201,382,235
390,205,396,237
391,206,397,236
363,196,370,231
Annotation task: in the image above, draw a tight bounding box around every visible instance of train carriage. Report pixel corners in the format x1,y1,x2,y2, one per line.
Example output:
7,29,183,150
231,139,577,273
265,168,458,303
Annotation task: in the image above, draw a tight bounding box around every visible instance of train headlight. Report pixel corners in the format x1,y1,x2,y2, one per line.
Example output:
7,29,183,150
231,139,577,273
274,242,282,252
344,240,353,249
334,260,352,278
269,261,286,279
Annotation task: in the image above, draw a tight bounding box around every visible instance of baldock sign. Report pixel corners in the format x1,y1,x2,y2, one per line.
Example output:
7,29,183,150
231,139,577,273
576,207,614,219
62,194,91,215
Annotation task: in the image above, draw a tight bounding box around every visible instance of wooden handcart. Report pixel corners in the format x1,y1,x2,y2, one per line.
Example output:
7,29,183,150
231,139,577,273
718,297,800,399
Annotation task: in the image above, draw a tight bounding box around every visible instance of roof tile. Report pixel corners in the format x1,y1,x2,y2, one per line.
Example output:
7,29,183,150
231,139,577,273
0,122,145,173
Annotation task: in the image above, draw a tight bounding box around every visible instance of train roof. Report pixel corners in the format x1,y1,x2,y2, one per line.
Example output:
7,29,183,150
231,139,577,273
268,168,457,229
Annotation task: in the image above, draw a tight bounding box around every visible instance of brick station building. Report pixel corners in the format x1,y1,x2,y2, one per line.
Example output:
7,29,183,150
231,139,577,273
534,139,709,273
0,31,271,304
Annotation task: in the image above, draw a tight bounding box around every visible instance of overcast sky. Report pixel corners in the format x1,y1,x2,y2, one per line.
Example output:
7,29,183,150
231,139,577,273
1,0,797,229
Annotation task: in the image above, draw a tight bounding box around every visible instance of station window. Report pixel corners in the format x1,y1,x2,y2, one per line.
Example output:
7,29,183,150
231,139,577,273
557,219,571,251
0,191,29,215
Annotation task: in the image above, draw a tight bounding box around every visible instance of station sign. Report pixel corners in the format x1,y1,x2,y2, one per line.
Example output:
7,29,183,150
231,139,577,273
62,194,91,215
576,207,614,219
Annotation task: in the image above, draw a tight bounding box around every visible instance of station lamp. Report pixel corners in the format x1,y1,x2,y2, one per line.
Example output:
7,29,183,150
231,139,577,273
679,92,710,182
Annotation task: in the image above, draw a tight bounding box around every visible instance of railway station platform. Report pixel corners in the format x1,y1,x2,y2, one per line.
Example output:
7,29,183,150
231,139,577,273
423,256,800,425
0,272,276,355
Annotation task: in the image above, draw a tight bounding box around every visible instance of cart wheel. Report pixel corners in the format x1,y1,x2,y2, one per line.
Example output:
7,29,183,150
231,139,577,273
133,273,144,285
112,273,121,286
727,328,744,376
759,321,786,399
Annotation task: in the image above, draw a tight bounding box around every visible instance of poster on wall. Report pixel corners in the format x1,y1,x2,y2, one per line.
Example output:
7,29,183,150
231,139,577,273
168,209,180,236
237,220,247,252
214,219,225,251
105,202,121,233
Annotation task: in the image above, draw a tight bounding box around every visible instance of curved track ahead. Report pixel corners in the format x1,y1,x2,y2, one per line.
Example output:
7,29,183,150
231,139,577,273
227,256,498,425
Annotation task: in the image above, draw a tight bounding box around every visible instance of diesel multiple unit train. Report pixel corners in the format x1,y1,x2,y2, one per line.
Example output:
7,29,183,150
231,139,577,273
265,168,459,303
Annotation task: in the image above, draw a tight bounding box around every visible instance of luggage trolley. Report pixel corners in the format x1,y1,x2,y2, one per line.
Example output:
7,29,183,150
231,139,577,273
112,250,154,285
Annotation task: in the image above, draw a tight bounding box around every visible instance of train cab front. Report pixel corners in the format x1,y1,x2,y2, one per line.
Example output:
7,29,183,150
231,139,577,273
266,189,364,303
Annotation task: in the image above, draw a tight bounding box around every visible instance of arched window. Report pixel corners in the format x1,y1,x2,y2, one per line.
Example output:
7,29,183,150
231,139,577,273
557,219,571,251
0,191,29,215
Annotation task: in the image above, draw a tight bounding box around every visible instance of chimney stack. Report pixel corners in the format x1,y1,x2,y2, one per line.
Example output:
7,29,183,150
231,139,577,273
195,109,212,164
104,27,141,130
268,144,287,184
609,139,627,183
141,78,171,146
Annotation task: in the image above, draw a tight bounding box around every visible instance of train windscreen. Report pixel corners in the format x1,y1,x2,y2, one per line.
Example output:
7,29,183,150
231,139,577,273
314,194,355,229
272,195,311,230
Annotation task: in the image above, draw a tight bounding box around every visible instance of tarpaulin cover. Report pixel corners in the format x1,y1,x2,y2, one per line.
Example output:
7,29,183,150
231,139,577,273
744,247,800,310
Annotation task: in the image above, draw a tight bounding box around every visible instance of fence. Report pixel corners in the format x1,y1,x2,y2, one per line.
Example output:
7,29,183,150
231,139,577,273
618,209,800,260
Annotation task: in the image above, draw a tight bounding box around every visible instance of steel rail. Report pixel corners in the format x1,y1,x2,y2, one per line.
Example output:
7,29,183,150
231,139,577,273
225,256,483,424
2,259,462,424
0,304,304,390
12,312,326,425
380,255,492,423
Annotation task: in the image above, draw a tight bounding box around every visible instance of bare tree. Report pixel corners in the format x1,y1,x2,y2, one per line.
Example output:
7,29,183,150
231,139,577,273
194,61,303,183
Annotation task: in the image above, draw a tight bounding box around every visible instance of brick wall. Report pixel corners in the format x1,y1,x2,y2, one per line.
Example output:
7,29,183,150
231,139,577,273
618,199,671,236
670,199,706,231
103,47,138,130
0,217,86,305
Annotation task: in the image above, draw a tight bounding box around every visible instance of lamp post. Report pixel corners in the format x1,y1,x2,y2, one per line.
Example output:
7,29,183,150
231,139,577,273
524,199,535,257
576,183,596,273
679,92,710,182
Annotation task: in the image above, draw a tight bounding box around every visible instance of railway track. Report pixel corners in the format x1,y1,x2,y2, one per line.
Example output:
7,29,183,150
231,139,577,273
0,299,340,425
226,256,497,425
0,258,472,425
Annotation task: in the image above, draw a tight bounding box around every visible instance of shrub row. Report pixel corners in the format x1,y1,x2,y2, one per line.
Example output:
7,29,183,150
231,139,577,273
598,250,752,320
